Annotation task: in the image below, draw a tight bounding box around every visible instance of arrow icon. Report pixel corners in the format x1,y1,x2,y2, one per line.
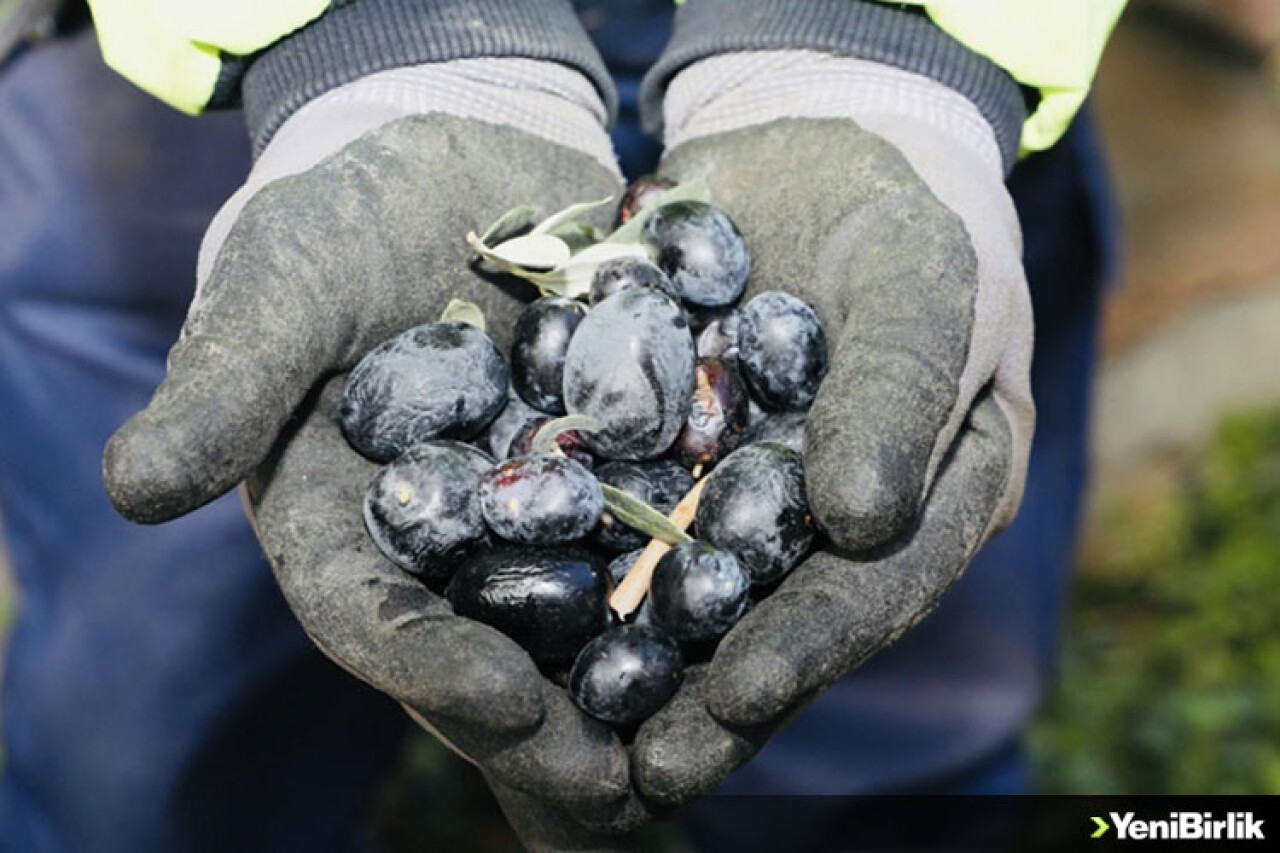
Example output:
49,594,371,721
1092,816,1110,839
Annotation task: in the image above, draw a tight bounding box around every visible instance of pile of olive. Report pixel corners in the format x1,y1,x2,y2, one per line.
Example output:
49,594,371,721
341,179,828,727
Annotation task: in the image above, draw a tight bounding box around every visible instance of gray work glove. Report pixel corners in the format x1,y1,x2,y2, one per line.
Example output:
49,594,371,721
631,53,1036,805
103,61,645,849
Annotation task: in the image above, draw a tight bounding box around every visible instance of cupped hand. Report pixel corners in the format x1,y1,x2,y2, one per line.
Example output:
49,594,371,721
104,113,651,848
631,116,1034,805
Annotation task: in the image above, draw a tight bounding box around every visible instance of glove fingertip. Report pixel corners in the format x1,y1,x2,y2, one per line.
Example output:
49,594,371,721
804,443,919,553
103,416,206,524
633,692,763,806
706,647,801,729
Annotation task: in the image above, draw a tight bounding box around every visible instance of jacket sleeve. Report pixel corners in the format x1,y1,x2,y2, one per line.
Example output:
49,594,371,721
644,0,1127,162
903,0,1127,153
86,0,615,154
86,0,329,114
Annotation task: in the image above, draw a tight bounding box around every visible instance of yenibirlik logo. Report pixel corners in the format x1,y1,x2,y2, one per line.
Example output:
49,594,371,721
1091,812,1265,841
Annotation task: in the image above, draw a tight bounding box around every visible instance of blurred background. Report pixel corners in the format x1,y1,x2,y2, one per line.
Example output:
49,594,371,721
2,0,1279,845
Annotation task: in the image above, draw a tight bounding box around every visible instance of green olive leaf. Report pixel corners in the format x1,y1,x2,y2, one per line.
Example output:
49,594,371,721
479,204,537,245
531,196,614,236
485,232,572,270
439,299,486,331
534,241,653,298
467,231,576,290
600,484,694,547
467,189,656,298
550,221,606,254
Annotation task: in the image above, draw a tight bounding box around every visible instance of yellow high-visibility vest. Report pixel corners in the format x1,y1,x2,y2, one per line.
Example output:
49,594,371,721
86,0,329,113
86,0,1126,153
900,0,1127,153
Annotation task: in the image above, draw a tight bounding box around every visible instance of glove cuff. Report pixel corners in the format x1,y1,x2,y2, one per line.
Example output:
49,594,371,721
663,53,1007,184
197,60,621,292
640,0,1025,173
242,0,616,156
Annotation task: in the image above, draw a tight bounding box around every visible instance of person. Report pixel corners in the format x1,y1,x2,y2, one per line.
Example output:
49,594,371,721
0,1,1124,850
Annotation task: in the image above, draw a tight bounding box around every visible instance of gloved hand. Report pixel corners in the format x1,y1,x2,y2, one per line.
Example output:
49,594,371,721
103,60,646,849
249,377,647,850
630,53,1036,805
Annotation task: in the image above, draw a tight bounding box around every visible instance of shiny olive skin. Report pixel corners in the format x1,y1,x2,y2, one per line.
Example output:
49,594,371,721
563,288,696,461
568,624,683,726
588,258,679,306
616,174,675,225
511,296,588,414
641,459,696,510
695,443,814,585
479,389,544,460
363,441,493,584
741,411,808,456
507,415,594,468
737,291,829,412
673,357,750,471
479,454,603,544
607,549,642,587
606,549,656,627
650,541,751,643
446,546,611,669
341,322,508,462
642,201,750,308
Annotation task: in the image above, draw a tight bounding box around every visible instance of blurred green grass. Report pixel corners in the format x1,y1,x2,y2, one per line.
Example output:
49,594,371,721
1030,406,1280,794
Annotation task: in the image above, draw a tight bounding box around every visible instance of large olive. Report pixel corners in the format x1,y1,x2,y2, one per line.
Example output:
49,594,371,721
446,546,611,669
563,288,695,460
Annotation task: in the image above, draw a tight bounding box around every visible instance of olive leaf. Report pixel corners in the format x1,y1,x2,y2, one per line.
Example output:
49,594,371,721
466,231,561,285
469,184,697,299
551,221,606,254
531,196,614,236
607,177,712,245
466,231,650,299
532,241,653,299
599,485,694,547
469,197,608,275
439,299,487,331
480,204,537,245
482,232,572,270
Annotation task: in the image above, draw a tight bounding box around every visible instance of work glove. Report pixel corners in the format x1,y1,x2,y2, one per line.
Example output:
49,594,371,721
103,60,645,849
630,52,1036,805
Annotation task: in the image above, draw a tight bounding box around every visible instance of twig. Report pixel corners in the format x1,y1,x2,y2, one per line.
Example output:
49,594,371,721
609,477,706,619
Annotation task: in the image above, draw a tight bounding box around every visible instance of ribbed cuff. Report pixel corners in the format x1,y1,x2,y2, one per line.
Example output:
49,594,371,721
640,0,1027,172
241,0,616,155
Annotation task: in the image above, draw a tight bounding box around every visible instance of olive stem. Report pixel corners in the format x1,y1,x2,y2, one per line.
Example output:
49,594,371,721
530,414,599,455
610,477,706,620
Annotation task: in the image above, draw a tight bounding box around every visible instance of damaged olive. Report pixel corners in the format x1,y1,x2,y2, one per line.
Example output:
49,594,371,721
673,356,750,471
479,454,603,544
